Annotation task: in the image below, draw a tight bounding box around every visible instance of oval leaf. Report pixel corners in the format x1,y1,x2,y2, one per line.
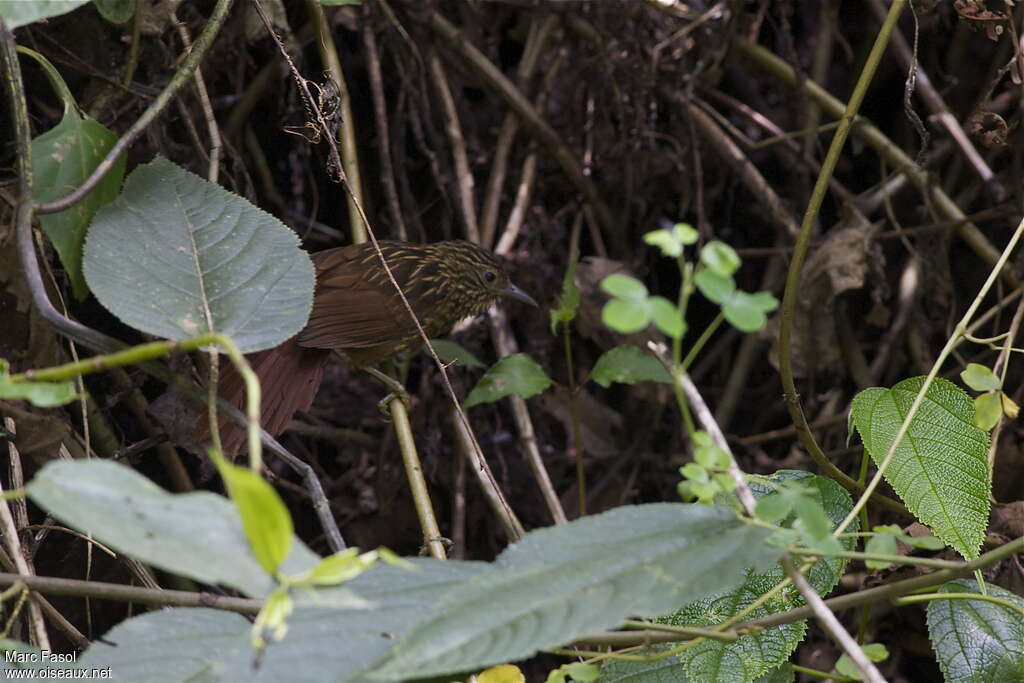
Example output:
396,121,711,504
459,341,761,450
601,298,651,334
601,273,648,301
211,452,293,577
850,377,990,560
700,241,741,276
32,109,125,300
590,345,672,388
694,268,735,305
83,157,315,353
973,392,1003,431
961,363,1001,392
465,353,552,408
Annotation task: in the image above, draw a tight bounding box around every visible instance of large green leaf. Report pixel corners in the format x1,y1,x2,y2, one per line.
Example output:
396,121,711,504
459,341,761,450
26,459,322,598
370,504,780,679
927,579,1024,683
83,157,315,353
850,377,990,559
31,95,124,301
72,560,485,682
0,1,91,28
648,472,854,683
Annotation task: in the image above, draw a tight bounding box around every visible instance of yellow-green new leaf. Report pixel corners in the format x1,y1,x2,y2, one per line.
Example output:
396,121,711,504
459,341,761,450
211,451,293,576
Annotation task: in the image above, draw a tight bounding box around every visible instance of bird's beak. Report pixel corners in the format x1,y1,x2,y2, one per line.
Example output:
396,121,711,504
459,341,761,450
502,283,538,307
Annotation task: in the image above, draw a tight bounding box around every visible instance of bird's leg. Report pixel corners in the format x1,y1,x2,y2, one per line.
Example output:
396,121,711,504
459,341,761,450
362,365,412,415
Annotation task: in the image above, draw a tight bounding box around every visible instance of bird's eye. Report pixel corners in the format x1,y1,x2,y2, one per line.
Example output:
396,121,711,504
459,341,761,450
483,270,497,282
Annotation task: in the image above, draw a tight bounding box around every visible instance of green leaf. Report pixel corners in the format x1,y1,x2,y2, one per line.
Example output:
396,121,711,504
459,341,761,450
0,360,77,407
864,531,899,569
297,548,379,586
649,295,686,338
210,451,293,577
26,459,322,597
654,472,855,683
465,353,552,408
599,646,688,682
835,643,889,680
694,268,735,304
320,0,362,5
565,662,601,681
927,579,1024,683
1002,391,1020,419
642,223,698,258
850,377,990,559
92,0,135,23
428,339,485,369
370,504,781,679
681,463,709,483
601,298,651,334
601,273,648,301
724,291,777,333
252,587,293,648
71,560,472,680
0,1,91,28
550,250,581,333
83,158,315,353
589,345,672,388
480,664,526,683
32,108,125,300
974,392,1003,431
755,493,792,523
961,363,1001,392
700,241,741,276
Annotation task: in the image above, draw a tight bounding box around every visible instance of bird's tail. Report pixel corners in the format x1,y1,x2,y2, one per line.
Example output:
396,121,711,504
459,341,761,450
197,337,329,456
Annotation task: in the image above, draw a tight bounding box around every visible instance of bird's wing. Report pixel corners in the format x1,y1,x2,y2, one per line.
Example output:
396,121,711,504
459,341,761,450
297,245,419,350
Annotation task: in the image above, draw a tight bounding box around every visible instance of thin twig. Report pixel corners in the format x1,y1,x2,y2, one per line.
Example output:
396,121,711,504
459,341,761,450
361,6,407,240
490,308,568,525
428,49,480,244
0,421,49,650
430,12,617,244
0,572,261,614
451,405,525,541
480,14,558,249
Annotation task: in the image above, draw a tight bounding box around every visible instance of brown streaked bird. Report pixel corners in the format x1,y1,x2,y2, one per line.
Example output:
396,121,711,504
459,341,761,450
206,240,537,454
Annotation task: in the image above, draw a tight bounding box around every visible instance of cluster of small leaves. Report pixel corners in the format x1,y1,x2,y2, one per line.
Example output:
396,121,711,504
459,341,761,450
960,362,1019,431
754,477,844,556
677,431,733,504
609,472,857,683
692,241,778,332
601,223,778,338
863,524,945,570
600,223,696,338
601,273,685,338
